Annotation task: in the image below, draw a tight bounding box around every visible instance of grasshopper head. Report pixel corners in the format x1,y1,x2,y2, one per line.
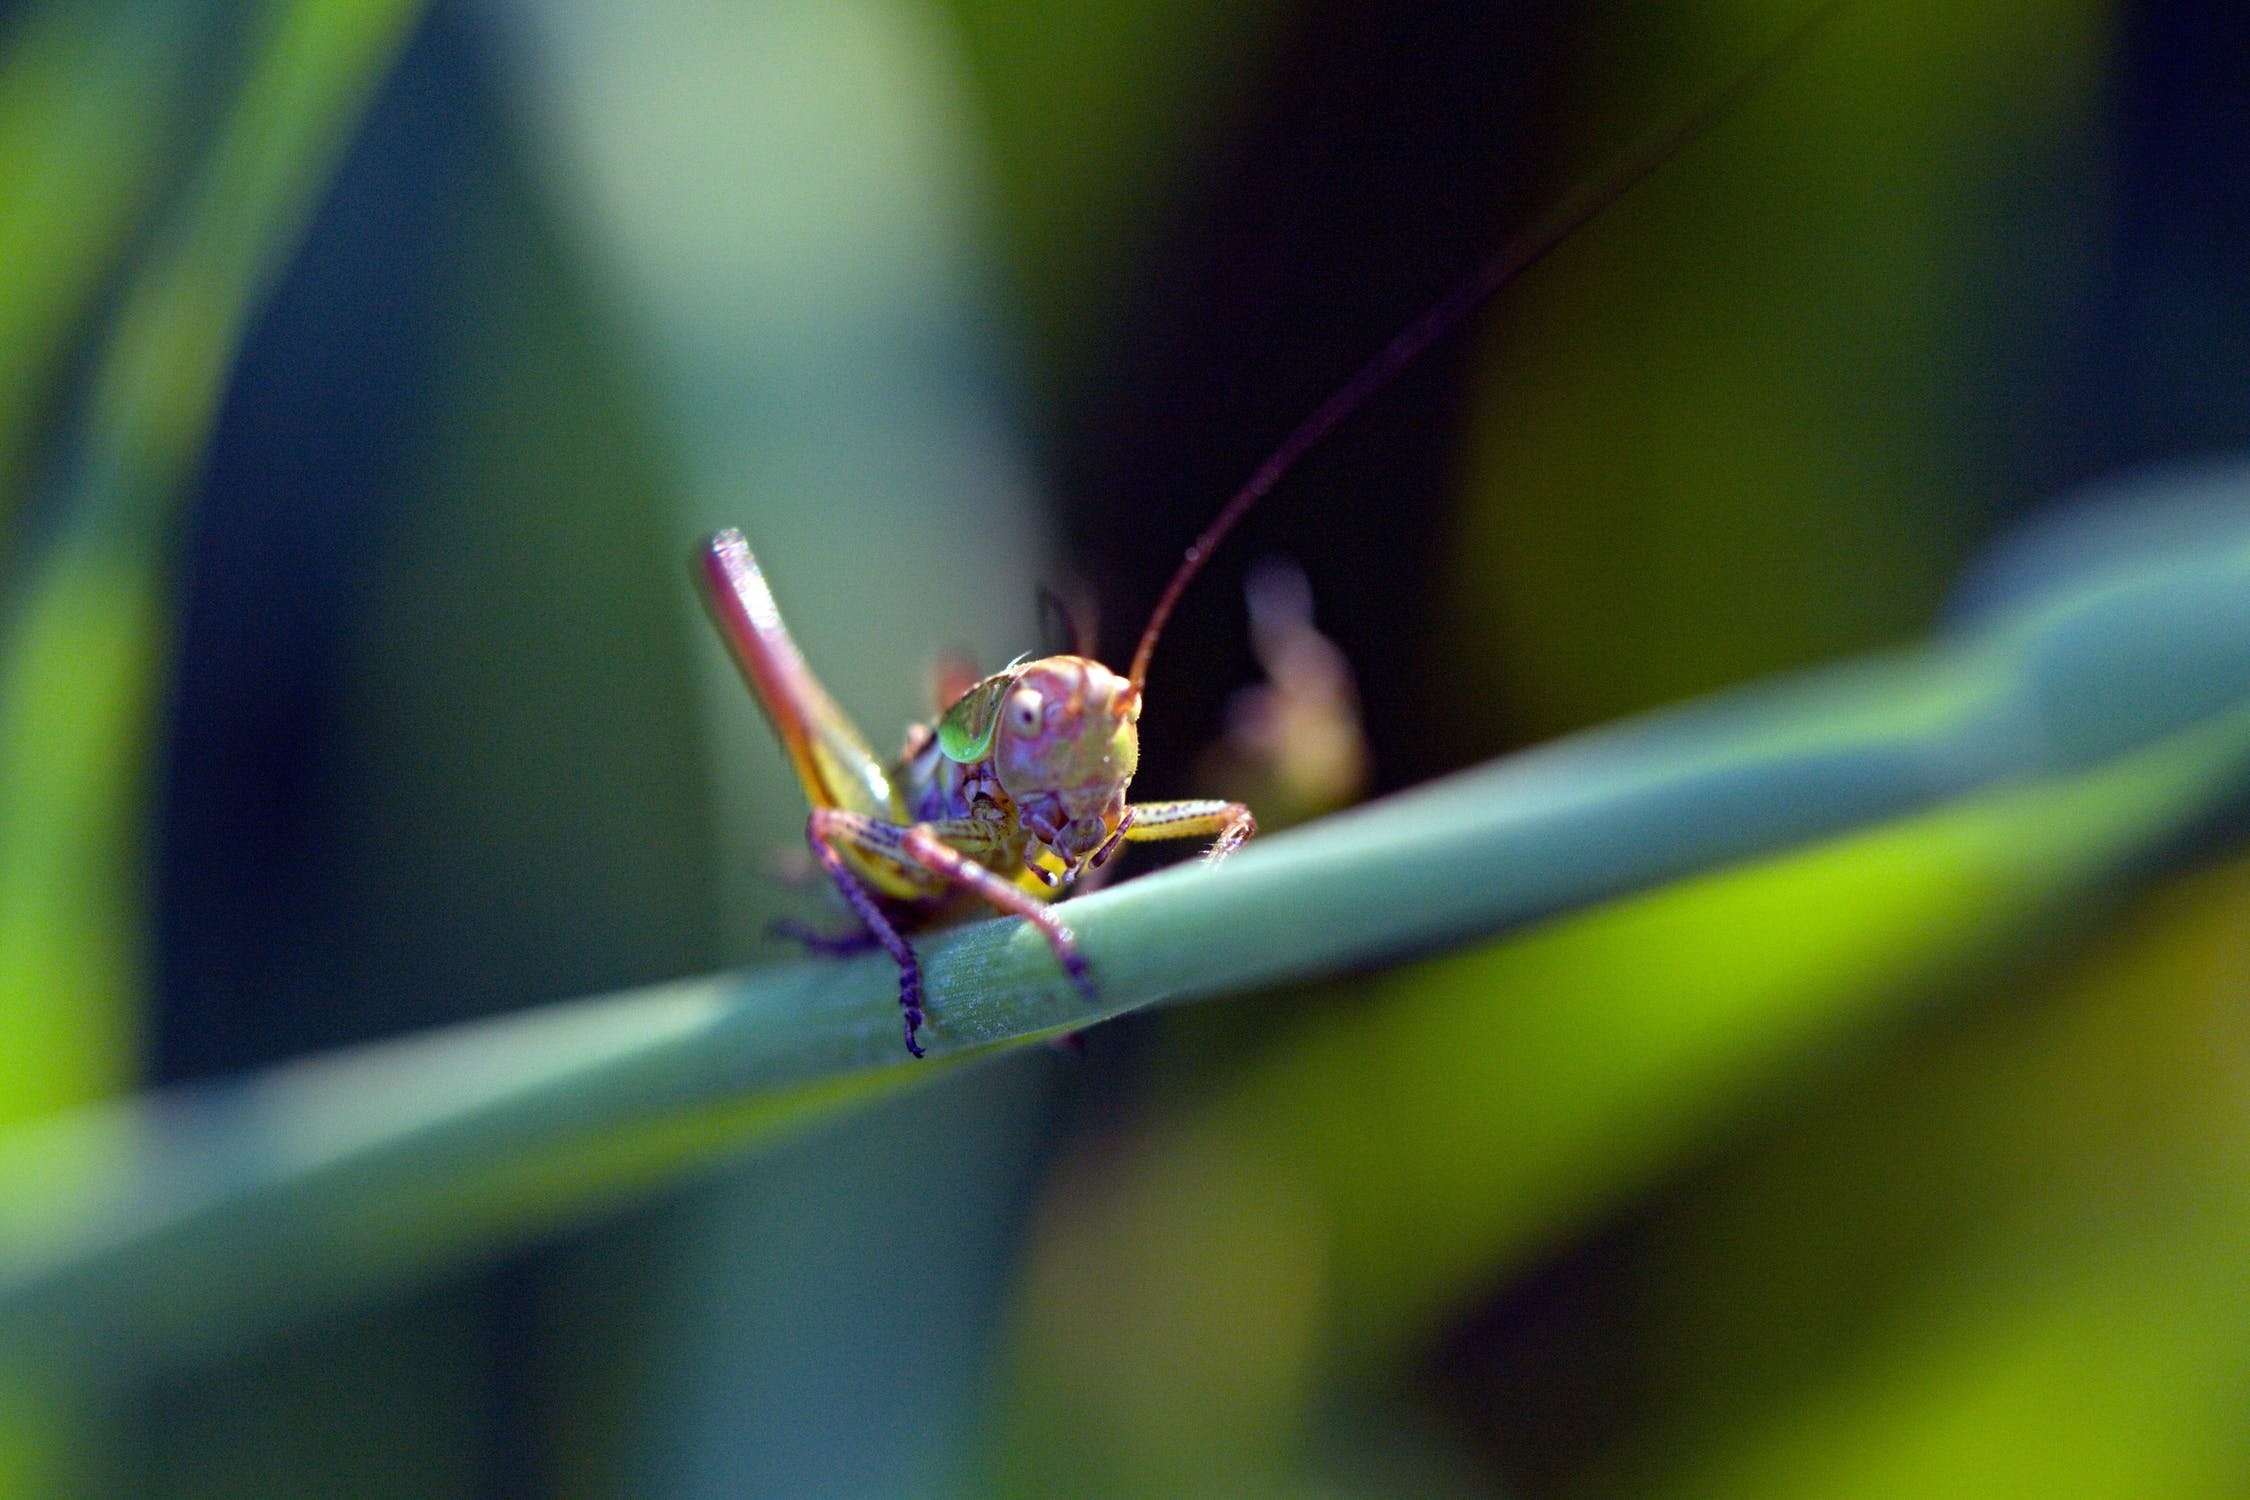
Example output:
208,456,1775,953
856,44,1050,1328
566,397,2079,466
989,655,1141,872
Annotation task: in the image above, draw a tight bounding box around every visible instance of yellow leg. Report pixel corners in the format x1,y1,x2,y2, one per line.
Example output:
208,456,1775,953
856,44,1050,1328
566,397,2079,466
1118,799,1257,863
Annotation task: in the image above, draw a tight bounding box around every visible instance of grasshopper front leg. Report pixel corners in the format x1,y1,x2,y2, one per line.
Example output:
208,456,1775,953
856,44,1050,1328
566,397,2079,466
806,809,1097,1057
1117,799,1258,863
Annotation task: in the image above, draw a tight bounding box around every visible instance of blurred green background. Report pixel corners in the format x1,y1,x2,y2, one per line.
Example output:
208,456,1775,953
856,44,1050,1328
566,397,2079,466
5,0,2250,1494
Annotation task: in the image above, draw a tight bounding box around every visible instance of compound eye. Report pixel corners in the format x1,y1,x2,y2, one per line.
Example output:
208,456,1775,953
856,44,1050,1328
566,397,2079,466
1006,687,1045,736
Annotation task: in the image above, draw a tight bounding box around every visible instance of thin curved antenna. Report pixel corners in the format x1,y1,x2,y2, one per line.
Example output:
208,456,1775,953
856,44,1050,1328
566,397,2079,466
1036,581,1100,657
1126,2,1845,694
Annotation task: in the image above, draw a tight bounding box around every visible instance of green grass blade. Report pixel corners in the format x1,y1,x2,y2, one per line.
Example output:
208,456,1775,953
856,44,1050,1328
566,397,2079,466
1,513,2248,1379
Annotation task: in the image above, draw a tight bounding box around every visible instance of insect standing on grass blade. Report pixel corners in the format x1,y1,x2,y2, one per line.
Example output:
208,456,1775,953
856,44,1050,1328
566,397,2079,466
698,7,1841,1058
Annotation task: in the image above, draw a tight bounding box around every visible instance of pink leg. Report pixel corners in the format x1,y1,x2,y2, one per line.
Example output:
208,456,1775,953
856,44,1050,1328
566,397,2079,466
900,826,1097,1001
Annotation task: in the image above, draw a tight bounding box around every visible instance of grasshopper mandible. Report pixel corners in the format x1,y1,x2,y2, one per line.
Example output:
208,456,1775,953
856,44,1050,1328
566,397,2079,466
698,10,1834,1058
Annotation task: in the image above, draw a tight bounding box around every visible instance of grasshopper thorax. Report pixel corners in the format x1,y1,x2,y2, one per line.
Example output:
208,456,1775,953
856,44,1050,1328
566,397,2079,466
938,654,1141,870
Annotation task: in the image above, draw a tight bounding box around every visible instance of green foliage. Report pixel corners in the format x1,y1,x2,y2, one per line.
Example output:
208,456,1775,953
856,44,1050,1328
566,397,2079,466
4,1,2246,1496
0,0,427,1122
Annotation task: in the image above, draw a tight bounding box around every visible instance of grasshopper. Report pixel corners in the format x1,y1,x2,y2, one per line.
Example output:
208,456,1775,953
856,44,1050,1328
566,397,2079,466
699,529,1250,1057
698,10,1835,1058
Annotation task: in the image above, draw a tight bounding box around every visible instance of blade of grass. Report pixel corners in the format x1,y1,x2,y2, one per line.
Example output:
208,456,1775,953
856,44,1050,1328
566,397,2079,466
0,5,428,1484
0,512,2248,1379
0,0,427,1123
0,0,206,535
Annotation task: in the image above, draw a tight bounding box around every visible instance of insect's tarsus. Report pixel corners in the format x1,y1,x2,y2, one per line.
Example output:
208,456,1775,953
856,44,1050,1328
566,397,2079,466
1125,1,1849,695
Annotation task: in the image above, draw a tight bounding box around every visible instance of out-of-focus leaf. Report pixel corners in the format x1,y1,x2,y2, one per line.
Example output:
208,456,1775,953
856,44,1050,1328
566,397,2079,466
0,4,425,1491
1450,0,2111,735
0,0,205,527
0,0,426,1125
1592,862,2250,1498
938,0,1294,366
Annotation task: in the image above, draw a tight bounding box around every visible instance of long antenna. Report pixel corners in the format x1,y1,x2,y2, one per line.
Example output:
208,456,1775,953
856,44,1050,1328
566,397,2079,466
1126,3,1844,693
